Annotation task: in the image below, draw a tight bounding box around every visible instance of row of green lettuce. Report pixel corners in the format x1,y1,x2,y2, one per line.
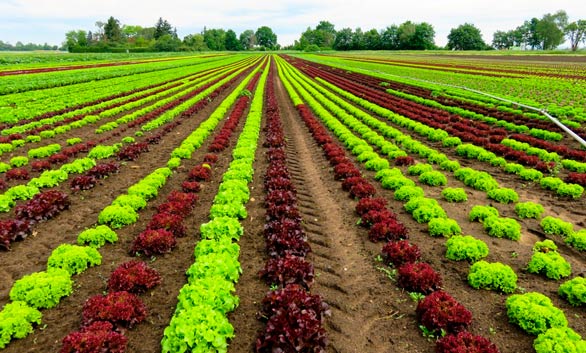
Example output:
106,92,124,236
161,59,269,353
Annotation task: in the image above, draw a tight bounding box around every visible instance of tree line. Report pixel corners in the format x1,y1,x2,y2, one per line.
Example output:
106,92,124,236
0,41,59,51
294,11,586,52
63,16,278,52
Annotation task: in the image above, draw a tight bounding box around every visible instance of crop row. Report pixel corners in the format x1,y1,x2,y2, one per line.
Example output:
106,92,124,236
277,54,586,351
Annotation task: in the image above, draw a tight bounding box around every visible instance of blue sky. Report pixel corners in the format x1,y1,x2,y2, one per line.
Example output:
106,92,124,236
1,0,584,47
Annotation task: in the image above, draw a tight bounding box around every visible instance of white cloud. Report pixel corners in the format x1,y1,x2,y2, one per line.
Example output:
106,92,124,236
1,0,585,46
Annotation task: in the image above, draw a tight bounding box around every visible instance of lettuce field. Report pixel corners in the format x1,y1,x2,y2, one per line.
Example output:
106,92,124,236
0,52,586,353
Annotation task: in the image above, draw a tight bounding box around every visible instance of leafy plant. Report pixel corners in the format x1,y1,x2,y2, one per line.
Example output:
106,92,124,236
0,301,42,349
130,229,176,256
533,327,586,353
60,321,127,353
394,185,425,202
10,269,72,309
355,197,388,216
556,183,584,199
108,261,161,294
527,240,571,280
506,292,567,335
540,176,564,191
487,188,519,204
408,163,434,176
77,225,118,248
416,290,472,335
6,185,39,201
397,262,442,294
186,252,242,283
10,156,29,168
566,230,586,251
482,216,521,241
519,169,543,182
468,261,517,293
428,218,461,237
47,244,102,275
82,291,147,328
369,219,408,242
436,331,500,353
419,171,447,187
559,277,586,306
66,137,82,146
200,216,244,241
98,205,139,229
260,254,314,289
161,303,234,353
540,216,574,237
515,202,545,219
382,240,421,267
441,188,467,203
445,235,489,263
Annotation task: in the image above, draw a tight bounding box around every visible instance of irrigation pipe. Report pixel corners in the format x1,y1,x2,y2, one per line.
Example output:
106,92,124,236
374,70,586,149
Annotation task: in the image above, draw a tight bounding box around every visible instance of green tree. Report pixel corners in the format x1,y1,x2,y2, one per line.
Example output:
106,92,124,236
154,34,181,51
154,17,174,40
333,27,353,50
255,26,277,50
122,25,143,42
380,25,399,50
363,29,381,50
447,23,486,50
536,10,568,50
351,28,365,50
412,22,435,49
224,29,241,51
64,30,88,51
203,28,226,50
314,20,336,48
183,34,207,51
565,20,586,51
104,16,122,42
492,30,515,49
239,29,256,50
397,21,417,49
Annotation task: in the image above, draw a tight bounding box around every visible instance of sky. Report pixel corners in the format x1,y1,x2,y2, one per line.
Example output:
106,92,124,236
0,0,585,48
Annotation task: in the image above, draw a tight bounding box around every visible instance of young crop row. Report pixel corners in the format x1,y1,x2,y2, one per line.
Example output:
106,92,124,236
0,57,267,350
277,54,586,352
0,55,254,124
276,55,503,352
302,54,586,123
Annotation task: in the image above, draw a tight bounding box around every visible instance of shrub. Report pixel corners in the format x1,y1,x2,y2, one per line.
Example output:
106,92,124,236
82,291,147,328
482,216,521,241
436,331,500,353
506,292,567,335
10,269,72,309
468,261,517,293
533,327,586,353
527,240,571,280
397,262,442,294
108,261,161,294
515,202,545,219
540,216,573,237
60,321,127,353
77,225,118,248
416,290,472,335
47,244,102,275
428,218,461,237
130,229,176,256
487,188,519,204
558,277,586,306
381,240,421,267
445,235,489,263
441,188,467,203
419,171,448,186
